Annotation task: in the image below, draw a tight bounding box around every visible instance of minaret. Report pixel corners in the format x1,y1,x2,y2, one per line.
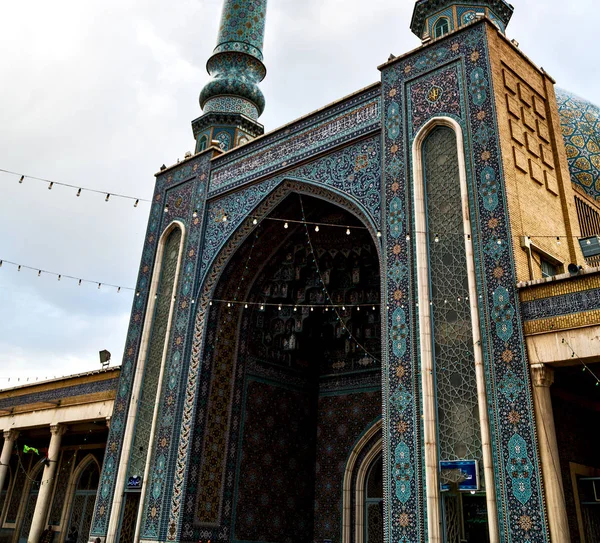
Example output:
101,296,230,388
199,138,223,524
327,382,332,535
193,0,268,153
411,0,514,42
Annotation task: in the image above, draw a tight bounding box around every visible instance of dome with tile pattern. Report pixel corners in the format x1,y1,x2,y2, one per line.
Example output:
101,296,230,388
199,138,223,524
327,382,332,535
556,88,600,202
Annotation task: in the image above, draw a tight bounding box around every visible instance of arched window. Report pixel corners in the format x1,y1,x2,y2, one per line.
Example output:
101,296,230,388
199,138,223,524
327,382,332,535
19,467,44,543
422,126,481,463
66,460,100,543
197,135,208,152
414,123,492,542
215,131,232,151
121,225,183,541
128,226,182,483
434,17,450,38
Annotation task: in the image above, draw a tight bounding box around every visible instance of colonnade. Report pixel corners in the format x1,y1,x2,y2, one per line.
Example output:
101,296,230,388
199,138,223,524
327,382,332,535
0,425,67,543
0,420,110,543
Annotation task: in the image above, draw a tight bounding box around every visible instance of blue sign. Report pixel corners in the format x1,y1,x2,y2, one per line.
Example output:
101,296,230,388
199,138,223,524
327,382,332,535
440,460,479,492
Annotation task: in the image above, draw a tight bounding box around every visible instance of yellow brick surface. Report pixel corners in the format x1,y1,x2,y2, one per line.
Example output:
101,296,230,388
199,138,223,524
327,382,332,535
486,26,584,282
523,309,600,335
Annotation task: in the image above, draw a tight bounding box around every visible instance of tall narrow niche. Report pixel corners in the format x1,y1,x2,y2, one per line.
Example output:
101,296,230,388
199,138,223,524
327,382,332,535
127,227,183,486
424,126,482,463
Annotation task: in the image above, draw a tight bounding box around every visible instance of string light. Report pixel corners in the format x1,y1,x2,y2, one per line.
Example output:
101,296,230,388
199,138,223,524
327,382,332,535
562,338,600,387
1,168,150,205
0,258,134,293
208,299,382,310
315,225,320,232
298,194,381,363
1,163,594,245
346,228,351,235
284,222,289,229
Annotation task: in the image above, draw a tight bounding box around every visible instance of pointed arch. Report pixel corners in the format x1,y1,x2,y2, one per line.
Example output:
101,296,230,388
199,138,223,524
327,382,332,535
411,116,498,543
433,16,450,38
63,455,101,543
57,454,101,539
342,418,382,543
163,179,385,540
15,459,45,542
105,220,187,543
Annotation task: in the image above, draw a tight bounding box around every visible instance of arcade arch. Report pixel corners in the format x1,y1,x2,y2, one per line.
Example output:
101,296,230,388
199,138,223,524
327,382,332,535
184,190,383,542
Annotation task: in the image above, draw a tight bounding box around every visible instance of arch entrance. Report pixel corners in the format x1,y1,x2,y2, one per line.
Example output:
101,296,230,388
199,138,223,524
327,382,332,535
185,192,383,542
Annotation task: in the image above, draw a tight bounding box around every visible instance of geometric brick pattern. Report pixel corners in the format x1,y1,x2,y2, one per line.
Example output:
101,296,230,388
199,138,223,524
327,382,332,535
503,65,559,197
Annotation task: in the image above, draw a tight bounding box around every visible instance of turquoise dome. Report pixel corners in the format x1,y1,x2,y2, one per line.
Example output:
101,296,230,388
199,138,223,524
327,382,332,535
556,88,600,202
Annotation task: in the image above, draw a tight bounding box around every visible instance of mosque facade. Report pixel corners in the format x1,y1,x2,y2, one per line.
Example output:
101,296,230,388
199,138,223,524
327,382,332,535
2,1,600,543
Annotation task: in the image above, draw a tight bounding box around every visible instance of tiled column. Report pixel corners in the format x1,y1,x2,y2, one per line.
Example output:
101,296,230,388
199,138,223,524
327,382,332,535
28,424,67,543
530,364,570,542
0,430,19,493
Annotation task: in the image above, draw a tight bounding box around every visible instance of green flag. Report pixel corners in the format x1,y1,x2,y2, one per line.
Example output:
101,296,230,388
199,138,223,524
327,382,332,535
23,445,39,455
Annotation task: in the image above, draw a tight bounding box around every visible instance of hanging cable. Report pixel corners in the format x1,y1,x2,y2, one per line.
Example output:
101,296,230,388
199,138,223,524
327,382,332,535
0,168,150,206
298,194,381,363
0,259,134,293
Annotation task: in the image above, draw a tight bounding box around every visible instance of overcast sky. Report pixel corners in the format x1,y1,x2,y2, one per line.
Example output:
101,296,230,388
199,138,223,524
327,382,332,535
0,0,597,388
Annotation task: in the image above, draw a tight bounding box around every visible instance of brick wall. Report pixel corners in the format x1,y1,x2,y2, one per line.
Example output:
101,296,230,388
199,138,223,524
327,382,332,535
486,26,583,282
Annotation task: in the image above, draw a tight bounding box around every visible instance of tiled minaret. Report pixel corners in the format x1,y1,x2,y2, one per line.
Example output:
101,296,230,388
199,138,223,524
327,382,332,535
193,0,268,153
411,0,514,40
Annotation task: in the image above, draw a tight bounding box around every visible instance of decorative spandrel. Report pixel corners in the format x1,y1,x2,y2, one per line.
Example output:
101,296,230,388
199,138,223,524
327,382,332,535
423,126,482,462
128,227,182,482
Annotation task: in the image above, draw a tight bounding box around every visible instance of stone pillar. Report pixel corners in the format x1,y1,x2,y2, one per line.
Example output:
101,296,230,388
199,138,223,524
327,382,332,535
28,424,67,543
531,364,570,542
0,430,19,493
